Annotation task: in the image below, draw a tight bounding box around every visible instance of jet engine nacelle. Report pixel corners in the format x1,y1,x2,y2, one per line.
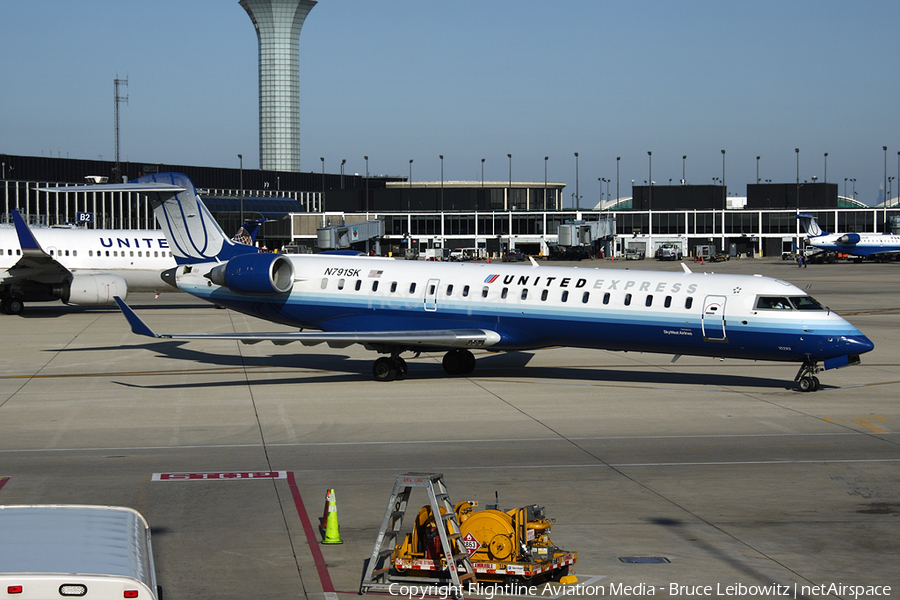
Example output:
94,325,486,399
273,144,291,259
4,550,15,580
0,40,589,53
837,233,860,245
55,274,128,305
207,253,294,295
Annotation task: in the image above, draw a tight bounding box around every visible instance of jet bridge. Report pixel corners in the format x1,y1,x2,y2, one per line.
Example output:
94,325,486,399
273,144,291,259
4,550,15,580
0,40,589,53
317,220,385,253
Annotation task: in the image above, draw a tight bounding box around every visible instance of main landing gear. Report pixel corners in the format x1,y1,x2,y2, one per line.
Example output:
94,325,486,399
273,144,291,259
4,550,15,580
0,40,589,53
0,297,24,315
371,349,477,382
794,360,822,392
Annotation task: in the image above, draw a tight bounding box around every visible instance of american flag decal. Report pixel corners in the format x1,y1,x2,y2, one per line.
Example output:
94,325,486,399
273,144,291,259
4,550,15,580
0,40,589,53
485,274,500,284
369,270,383,278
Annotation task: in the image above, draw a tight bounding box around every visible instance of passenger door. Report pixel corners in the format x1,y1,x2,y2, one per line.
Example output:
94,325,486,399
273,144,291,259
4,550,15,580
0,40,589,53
702,295,727,341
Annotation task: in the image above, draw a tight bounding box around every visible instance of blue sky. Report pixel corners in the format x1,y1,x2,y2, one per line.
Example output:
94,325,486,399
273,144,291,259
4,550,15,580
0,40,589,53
3,0,899,206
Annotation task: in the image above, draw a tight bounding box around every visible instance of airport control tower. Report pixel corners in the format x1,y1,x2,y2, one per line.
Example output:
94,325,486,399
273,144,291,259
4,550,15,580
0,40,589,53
240,0,317,172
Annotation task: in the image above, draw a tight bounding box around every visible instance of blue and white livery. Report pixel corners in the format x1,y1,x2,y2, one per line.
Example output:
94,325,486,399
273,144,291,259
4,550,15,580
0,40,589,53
78,174,872,391
798,213,900,260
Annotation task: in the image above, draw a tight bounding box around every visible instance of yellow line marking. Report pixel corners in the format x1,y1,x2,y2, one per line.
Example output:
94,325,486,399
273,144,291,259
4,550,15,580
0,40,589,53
823,416,888,433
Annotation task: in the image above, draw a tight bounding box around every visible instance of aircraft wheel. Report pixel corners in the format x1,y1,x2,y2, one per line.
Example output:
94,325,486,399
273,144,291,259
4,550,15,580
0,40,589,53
810,376,820,391
394,358,408,380
461,349,476,374
798,376,814,392
5,299,23,315
373,357,397,382
442,350,463,375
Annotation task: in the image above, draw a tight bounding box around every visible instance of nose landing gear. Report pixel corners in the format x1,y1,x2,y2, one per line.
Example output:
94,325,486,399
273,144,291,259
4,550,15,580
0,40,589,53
794,360,822,392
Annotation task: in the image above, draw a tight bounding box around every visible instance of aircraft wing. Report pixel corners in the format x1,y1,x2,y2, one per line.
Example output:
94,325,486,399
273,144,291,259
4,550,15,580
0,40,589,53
5,210,72,280
114,297,501,350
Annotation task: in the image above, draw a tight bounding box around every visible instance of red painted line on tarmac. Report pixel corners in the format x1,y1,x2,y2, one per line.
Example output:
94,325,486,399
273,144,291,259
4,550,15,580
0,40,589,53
287,471,335,595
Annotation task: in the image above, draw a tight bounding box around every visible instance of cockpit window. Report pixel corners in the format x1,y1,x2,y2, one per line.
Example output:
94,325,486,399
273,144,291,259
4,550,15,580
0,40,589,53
756,296,792,310
789,296,825,310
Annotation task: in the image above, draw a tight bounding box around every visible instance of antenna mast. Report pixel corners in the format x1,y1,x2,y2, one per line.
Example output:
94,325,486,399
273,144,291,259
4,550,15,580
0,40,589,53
114,74,129,180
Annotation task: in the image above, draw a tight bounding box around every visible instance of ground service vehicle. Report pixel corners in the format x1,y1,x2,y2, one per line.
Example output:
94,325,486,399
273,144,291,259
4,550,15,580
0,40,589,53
0,505,160,599
392,499,576,584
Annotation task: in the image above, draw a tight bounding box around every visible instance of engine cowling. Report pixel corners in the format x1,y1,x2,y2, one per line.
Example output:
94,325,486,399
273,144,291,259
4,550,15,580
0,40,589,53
56,274,128,305
207,253,294,295
837,233,861,244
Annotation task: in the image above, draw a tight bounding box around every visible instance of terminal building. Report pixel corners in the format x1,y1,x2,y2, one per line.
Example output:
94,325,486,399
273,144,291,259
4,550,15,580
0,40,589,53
2,153,897,259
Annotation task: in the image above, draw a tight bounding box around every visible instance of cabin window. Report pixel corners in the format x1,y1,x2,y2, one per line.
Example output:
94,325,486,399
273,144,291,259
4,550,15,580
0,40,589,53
756,296,791,310
129,251,134,257
89,250,93,257
482,286,489,298
645,295,653,307
561,290,569,302
50,250,55,256
624,293,632,306
65,250,70,256
372,281,379,292
521,289,528,300
355,280,362,291
446,284,454,296
73,251,77,257
155,251,159,257
113,251,117,257
320,278,328,289
138,251,142,257
16,249,21,256
410,282,417,294
462,285,470,297
603,292,610,305
582,292,590,304
337,278,345,290
541,289,548,301
685,297,693,309
664,295,672,308
789,296,825,310
391,282,398,293
501,288,508,299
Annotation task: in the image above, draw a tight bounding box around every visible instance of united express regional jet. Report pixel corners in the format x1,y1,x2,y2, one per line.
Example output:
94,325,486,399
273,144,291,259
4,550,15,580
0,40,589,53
0,210,174,314
72,173,872,391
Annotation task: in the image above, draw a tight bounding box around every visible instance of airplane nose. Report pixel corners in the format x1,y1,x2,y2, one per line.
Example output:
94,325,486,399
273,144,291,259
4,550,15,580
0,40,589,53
161,267,178,289
846,334,875,356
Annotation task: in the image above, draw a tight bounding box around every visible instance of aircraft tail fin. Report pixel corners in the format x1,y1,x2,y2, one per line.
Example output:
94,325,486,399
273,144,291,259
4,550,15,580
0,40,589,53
233,218,266,245
797,213,827,237
41,173,258,265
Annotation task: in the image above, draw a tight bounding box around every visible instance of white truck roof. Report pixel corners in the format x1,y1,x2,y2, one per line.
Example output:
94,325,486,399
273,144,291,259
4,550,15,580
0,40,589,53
0,505,158,599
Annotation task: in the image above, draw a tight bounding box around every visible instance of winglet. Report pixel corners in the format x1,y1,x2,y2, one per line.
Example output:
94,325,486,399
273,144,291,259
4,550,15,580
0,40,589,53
11,209,44,254
529,256,539,267
114,296,159,338
681,262,692,274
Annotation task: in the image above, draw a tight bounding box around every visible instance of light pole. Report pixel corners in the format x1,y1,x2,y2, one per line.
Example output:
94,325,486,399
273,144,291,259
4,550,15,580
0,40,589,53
721,149,726,206
682,155,686,184
440,155,444,212
481,158,485,188
237,153,243,223
647,151,652,243
507,154,512,208
364,155,369,212
824,152,828,183
574,152,579,211
408,159,413,212
795,148,800,210
544,157,548,211
756,156,760,183
409,159,413,188
340,159,346,189
884,146,889,231
320,157,325,212
616,156,620,203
